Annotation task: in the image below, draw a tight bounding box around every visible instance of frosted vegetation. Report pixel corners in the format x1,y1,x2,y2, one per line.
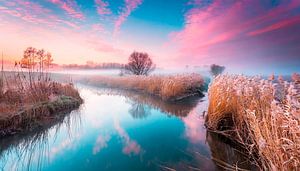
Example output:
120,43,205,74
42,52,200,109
206,73,300,170
0,47,82,136
83,74,206,101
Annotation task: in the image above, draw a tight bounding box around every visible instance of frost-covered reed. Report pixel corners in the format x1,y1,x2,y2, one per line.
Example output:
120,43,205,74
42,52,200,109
0,70,82,136
206,73,300,170
85,73,206,101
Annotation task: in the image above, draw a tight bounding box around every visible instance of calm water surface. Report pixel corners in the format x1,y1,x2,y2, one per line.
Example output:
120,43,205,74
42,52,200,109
0,85,252,171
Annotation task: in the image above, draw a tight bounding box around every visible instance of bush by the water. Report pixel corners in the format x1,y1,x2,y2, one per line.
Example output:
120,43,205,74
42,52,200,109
206,74,300,170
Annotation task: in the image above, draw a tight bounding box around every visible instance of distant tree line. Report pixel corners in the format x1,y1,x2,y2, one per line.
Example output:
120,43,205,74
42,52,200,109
62,61,125,70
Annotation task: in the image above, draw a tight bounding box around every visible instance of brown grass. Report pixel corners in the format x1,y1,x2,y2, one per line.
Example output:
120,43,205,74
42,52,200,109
206,74,300,170
84,73,206,101
0,69,82,136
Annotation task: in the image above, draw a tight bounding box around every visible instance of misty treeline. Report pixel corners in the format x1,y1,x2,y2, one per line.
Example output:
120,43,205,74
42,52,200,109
62,61,125,70
61,50,227,78
62,51,156,76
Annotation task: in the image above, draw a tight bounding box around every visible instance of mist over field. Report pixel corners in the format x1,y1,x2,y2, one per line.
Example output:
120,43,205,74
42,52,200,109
0,0,299,170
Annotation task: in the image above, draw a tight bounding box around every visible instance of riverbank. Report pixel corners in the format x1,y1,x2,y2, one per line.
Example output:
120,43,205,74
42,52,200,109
0,71,83,137
0,95,82,137
206,74,300,170
81,74,208,101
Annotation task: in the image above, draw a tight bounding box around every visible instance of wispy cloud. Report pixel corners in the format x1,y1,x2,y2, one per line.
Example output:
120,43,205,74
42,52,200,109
49,0,85,20
95,0,111,15
0,0,80,29
1,0,53,26
167,0,300,72
113,0,143,36
248,16,300,36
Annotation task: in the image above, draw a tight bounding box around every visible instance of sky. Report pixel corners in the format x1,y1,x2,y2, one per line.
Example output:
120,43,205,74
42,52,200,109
0,0,299,74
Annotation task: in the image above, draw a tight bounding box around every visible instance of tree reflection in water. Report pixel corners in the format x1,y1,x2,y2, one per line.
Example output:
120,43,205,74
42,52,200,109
0,108,82,171
94,87,202,118
127,100,152,119
0,85,259,171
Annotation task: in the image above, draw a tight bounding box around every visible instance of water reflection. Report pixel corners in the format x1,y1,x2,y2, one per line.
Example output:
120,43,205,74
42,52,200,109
0,109,82,171
92,86,201,117
127,101,151,119
182,96,208,144
207,132,258,170
114,119,142,156
92,134,111,155
0,85,256,171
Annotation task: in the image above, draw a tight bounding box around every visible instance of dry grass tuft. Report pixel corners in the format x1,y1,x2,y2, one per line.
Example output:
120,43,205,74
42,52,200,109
206,74,300,170
85,74,206,101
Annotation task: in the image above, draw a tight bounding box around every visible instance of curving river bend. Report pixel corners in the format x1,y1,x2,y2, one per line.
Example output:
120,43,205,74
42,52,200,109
0,84,254,171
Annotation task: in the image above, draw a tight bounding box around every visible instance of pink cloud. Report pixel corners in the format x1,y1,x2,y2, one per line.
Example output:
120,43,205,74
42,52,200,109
0,0,54,26
0,0,80,29
0,1,130,64
0,6,22,18
49,0,85,20
248,16,300,36
95,0,111,15
167,0,300,69
0,18,125,64
113,0,143,36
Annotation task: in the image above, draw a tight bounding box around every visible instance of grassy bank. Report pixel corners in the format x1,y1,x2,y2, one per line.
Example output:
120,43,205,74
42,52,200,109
206,74,300,170
83,74,207,101
0,71,83,137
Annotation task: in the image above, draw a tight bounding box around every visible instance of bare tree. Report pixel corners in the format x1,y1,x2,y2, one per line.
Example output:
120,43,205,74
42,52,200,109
20,47,53,86
124,51,155,75
44,52,53,69
210,64,225,77
21,47,37,69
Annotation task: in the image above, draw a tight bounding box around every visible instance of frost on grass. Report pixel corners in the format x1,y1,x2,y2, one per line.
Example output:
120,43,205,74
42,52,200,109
206,73,300,170
0,46,82,135
84,73,206,101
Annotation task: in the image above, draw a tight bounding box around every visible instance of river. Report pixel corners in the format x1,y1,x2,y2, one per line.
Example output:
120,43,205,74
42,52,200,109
0,84,254,171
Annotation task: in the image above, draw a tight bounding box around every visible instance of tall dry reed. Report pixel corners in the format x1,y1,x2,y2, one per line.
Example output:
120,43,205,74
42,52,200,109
206,74,300,170
0,69,81,115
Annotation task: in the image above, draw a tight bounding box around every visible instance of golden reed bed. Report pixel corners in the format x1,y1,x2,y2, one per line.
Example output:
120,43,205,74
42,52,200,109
206,74,300,170
83,74,206,101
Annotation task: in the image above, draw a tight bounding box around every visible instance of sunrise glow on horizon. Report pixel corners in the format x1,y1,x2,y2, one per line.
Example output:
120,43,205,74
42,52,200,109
0,0,300,74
